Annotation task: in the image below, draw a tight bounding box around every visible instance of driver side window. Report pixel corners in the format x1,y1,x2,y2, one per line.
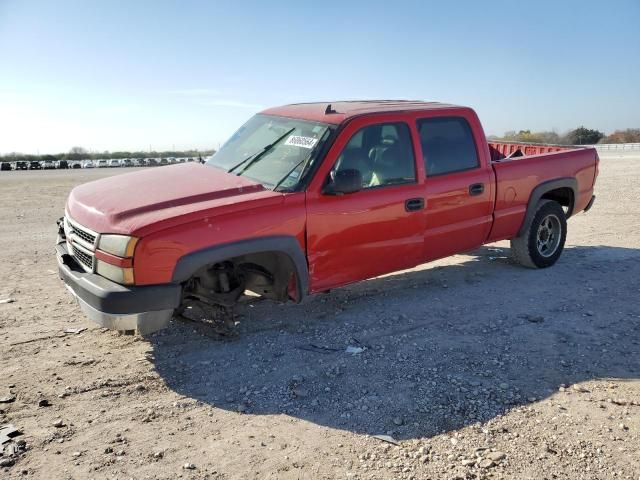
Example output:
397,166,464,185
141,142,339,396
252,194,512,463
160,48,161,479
331,122,416,189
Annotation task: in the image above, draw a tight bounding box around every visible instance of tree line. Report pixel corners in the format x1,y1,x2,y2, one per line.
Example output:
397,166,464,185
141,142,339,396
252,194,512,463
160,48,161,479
2,127,640,163
492,127,640,146
1,147,216,163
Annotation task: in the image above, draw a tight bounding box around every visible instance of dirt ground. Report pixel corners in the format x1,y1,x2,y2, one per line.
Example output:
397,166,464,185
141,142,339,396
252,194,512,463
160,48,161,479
1,152,639,480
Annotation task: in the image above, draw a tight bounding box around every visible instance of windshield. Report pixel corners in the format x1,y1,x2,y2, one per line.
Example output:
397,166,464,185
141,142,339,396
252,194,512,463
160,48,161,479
206,114,332,190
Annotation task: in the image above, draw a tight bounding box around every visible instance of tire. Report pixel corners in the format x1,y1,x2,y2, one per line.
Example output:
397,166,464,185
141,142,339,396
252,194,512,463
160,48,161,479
510,200,567,269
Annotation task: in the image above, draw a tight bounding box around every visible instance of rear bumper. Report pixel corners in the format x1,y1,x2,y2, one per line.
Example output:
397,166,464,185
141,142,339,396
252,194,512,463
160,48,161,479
56,242,181,334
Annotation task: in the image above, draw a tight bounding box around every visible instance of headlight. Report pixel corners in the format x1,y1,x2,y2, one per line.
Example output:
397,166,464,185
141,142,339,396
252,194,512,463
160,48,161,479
98,234,138,257
96,260,135,285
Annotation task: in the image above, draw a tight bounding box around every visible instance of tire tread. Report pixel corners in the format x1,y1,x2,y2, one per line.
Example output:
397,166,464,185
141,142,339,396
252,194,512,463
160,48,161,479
510,200,566,269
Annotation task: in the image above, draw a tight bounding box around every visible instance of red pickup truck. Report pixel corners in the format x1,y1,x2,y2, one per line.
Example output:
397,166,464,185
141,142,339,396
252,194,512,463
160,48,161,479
56,100,598,333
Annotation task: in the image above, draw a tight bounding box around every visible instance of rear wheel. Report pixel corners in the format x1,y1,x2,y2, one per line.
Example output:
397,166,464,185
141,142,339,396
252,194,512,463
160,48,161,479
511,200,567,268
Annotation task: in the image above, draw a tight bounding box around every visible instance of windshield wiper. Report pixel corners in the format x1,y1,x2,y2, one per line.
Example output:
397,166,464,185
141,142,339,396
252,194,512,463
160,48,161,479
273,158,307,191
227,128,295,175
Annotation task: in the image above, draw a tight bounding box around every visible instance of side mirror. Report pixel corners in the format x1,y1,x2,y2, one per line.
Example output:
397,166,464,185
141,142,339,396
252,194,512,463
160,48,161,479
324,169,363,195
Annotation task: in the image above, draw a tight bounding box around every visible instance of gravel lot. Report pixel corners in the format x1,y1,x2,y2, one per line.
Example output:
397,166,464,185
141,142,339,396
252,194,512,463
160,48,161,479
1,152,639,479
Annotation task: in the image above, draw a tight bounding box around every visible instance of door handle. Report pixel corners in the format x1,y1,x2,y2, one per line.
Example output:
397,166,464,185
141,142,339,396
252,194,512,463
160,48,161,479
469,183,485,196
405,197,425,212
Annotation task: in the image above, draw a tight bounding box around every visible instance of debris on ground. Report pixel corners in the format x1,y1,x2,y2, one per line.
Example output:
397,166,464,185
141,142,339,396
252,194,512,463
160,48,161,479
0,298,15,305
63,327,87,335
372,434,399,445
485,451,506,462
297,344,341,354
345,345,365,355
0,424,21,444
0,424,26,468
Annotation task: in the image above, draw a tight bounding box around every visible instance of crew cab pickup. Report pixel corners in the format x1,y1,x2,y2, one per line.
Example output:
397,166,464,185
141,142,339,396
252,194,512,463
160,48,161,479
56,100,598,333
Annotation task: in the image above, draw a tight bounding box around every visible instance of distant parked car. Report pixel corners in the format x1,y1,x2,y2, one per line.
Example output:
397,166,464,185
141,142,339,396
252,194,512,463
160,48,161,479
29,161,41,170
135,158,148,167
42,160,56,169
97,159,108,168
15,161,28,170
70,161,82,169
147,158,158,166
1,162,11,171
108,159,121,168
122,158,133,167
177,157,186,163
159,158,169,166
56,160,69,169
168,157,177,164
83,160,95,168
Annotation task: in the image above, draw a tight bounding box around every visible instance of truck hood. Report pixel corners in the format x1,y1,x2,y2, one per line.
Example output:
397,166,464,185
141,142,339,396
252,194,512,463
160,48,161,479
66,163,280,235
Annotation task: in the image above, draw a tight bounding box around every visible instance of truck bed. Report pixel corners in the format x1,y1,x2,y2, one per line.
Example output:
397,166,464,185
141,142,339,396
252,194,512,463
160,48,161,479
486,141,599,242
488,141,575,161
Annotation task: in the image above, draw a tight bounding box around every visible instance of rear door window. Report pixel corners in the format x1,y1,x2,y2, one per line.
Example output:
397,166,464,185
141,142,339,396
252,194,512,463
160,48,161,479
417,117,479,176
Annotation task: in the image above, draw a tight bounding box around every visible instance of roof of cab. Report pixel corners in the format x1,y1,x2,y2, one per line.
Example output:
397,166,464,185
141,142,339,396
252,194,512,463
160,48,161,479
261,100,462,125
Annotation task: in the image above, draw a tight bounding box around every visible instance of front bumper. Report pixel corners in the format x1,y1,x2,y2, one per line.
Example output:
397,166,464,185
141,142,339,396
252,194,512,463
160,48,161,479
56,242,181,334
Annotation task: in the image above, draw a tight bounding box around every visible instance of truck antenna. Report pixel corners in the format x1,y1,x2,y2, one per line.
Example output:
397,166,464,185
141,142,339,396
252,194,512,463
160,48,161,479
325,104,337,114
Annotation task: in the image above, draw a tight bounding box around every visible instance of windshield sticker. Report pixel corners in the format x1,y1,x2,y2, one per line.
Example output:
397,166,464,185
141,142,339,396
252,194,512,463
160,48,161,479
284,135,318,149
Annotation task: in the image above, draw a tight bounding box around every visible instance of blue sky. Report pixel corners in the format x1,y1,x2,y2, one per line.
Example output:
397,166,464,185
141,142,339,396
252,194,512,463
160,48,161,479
1,0,638,154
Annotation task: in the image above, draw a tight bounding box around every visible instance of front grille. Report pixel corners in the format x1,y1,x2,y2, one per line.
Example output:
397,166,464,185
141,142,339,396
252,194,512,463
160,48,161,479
68,223,97,246
64,216,98,273
71,244,94,270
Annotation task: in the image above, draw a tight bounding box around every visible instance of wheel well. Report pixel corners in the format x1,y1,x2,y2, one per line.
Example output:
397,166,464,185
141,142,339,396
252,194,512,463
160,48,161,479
541,187,574,216
187,251,299,304
235,251,299,301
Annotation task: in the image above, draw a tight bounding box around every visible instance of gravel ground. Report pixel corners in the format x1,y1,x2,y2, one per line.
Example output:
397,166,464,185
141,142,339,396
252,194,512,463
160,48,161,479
0,152,639,479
